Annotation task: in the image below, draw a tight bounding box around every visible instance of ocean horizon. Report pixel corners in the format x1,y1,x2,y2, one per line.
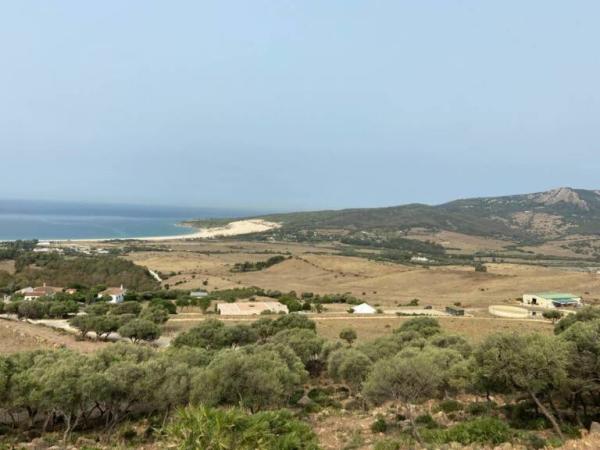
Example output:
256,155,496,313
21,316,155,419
0,199,260,241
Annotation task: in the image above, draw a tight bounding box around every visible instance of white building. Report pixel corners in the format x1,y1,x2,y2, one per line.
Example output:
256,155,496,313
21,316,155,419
18,284,63,301
217,301,288,316
98,285,127,303
351,303,377,314
523,292,582,309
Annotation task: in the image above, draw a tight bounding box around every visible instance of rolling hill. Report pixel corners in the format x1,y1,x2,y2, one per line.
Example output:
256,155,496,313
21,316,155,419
255,187,600,243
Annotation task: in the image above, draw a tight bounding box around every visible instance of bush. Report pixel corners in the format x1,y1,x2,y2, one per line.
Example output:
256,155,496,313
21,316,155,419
436,399,463,413
371,417,388,433
423,417,512,445
415,414,439,429
466,401,497,417
524,433,547,449
373,439,402,450
167,406,320,450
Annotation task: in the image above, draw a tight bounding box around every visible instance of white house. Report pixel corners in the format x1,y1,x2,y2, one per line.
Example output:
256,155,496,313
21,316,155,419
98,285,127,304
523,292,582,309
351,303,377,314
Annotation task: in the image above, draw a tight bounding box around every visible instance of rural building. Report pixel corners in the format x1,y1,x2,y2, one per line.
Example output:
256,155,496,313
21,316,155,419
18,284,63,301
191,290,208,298
217,301,288,316
98,285,127,303
445,306,465,316
522,292,581,309
411,256,430,263
351,303,377,314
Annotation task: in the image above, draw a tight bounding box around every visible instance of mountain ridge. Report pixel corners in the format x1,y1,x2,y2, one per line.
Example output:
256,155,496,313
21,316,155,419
253,187,600,243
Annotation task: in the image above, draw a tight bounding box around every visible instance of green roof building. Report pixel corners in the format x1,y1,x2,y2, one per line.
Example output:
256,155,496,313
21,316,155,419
523,292,582,309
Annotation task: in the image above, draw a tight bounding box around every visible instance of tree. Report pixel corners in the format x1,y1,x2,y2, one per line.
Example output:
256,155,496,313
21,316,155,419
327,348,372,393
542,310,563,324
68,315,96,338
118,319,161,343
90,315,120,340
473,333,569,440
110,301,142,316
270,329,324,367
396,317,441,337
559,319,600,423
554,306,600,334
190,347,306,411
339,328,358,346
363,353,441,444
173,320,258,349
140,306,169,324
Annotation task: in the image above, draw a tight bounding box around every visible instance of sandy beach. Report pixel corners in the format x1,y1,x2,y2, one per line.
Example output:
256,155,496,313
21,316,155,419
55,219,281,243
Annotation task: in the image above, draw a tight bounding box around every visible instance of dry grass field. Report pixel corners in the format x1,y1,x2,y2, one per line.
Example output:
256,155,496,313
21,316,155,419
162,313,553,344
0,318,109,353
126,239,600,310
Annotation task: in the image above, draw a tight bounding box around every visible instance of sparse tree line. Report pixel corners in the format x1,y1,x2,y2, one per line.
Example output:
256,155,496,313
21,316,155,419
230,255,289,272
1,308,600,448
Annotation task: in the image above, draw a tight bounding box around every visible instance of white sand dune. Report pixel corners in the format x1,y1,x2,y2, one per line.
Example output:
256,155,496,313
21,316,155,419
141,219,281,241
58,219,281,242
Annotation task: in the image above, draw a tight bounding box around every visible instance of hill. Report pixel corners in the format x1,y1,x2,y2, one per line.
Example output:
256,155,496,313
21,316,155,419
252,187,600,243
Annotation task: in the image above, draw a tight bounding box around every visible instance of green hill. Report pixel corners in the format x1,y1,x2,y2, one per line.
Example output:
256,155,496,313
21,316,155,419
256,187,600,243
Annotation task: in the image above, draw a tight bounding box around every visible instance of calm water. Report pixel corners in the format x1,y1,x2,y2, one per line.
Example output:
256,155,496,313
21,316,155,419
0,200,257,241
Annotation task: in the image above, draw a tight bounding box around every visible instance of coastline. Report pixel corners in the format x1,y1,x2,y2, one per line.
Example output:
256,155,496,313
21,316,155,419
51,219,281,243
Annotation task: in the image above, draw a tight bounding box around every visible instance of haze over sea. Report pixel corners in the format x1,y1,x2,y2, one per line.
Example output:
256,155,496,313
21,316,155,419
0,200,259,241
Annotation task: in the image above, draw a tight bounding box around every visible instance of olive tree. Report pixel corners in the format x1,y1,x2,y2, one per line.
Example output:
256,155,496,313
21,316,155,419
118,319,161,343
473,333,569,440
363,353,441,444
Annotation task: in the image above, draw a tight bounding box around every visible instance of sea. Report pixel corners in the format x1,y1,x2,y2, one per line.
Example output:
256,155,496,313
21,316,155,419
0,199,258,241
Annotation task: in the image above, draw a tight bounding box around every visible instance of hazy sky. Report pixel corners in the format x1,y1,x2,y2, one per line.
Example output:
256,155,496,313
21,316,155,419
1,1,599,211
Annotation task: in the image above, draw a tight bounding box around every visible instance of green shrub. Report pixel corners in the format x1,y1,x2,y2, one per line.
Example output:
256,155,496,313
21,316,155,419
436,399,463,413
371,417,388,433
423,417,512,445
524,433,547,449
373,439,401,450
167,406,320,450
415,414,439,429
467,401,497,416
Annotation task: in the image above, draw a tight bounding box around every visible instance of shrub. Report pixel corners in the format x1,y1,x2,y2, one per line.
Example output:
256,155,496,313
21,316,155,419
423,417,512,445
167,406,320,450
415,414,439,429
373,439,402,450
371,417,388,433
466,401,497,416
436,399,463,413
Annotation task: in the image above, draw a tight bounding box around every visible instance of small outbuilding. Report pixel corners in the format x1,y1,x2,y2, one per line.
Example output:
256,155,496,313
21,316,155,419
351,303,377,314
445,306,465,316
523,292,581,309
191,290,208,298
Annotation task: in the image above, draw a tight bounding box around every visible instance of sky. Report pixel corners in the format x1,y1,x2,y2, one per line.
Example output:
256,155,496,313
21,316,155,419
1,1,599,212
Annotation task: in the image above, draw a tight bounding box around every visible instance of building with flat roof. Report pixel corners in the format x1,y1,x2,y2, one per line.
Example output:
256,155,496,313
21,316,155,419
523,292,582,309
351,303,377,314
217,301,288,316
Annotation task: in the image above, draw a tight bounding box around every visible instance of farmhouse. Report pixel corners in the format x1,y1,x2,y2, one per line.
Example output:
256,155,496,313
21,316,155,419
98,285,127,304
18,283,64,301
522,292,582,309
217,301,288,316
351,303,377,314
